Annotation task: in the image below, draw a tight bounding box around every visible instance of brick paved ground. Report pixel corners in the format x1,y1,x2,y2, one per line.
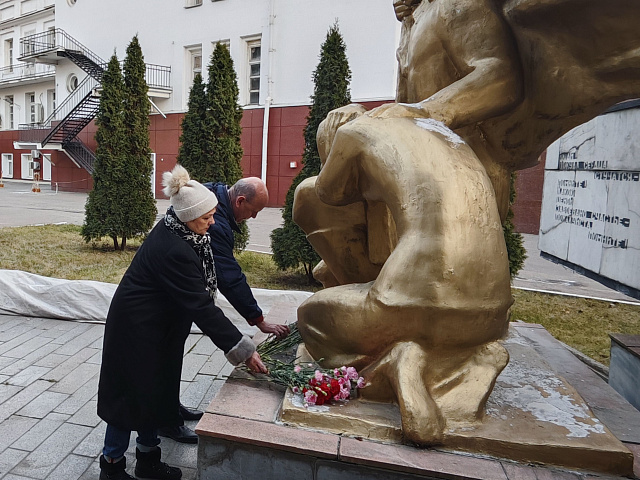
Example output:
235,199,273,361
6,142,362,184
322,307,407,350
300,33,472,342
0,314,225,480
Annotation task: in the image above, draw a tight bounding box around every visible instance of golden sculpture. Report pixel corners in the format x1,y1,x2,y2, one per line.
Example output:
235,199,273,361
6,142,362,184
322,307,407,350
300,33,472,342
294,0,640,445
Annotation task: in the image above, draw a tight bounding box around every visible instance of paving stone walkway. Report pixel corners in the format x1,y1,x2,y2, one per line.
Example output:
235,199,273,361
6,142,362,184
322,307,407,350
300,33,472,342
0,314,226,480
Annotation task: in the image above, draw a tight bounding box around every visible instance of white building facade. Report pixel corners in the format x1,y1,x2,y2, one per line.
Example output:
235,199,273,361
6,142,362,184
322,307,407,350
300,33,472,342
0,0,401,205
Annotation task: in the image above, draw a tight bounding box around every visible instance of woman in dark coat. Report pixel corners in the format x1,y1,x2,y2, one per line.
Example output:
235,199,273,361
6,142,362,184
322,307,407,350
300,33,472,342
97,165,266,480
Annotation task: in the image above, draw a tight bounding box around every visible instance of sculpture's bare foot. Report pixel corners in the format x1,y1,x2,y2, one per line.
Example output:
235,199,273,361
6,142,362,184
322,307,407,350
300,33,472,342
361,341,445,445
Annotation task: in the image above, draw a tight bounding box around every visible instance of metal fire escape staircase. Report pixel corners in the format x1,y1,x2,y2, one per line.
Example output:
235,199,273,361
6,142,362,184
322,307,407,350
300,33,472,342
17,29,171,175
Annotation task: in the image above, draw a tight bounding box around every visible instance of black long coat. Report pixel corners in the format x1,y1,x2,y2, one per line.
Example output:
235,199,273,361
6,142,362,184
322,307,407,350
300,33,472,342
97,221,243,431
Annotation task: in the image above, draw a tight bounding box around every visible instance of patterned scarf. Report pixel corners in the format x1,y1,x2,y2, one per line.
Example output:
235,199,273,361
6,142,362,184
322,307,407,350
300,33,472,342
164,206,217,300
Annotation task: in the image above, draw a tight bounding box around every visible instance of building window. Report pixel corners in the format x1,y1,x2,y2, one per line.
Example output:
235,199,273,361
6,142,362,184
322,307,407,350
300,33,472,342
21,153,33,179
67,0,77,6
186,45,202,89
45,26,55,49
5,95,14,129
5,39,13,72
66,73,78,92
213,39,230,52
185,0,202,7
47,89,55,119
26,92,36,123
247,40,261,105
1,153,13,178
23,28,35,55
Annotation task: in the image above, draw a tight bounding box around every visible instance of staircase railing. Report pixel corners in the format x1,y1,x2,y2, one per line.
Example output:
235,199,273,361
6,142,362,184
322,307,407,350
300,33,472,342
18,74,100,142
0,62,55,85
19,28,106,67
50,75,100,126
63,139,96,174
17,29,172,175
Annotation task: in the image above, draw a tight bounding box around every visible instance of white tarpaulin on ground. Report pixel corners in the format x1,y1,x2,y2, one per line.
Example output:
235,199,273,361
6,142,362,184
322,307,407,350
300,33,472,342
0,269,312,336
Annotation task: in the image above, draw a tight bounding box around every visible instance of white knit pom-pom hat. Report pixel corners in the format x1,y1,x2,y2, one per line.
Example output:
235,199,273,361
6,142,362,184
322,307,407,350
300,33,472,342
162,164,218,222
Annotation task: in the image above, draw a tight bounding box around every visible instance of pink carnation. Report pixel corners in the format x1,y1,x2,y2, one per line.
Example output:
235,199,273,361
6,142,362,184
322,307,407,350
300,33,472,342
340,384,351,400
357,377,366,388
294,365,301,373
314,370,324,382
345,366,359,380
292,386,300,393
304,390,318,405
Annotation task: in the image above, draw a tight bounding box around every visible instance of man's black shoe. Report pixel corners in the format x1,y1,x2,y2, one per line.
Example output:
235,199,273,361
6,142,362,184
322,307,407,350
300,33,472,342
157,425,198,444
179,404,203,421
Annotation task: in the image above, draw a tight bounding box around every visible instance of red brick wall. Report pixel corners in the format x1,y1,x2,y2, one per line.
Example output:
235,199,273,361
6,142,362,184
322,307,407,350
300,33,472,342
241,106,308,207
0,130,20,179
149,112,183,195
242,100,391,207
511,152,546,234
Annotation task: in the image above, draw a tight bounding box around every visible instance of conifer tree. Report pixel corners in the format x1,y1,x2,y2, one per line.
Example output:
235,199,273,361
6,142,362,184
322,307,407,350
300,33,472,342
82,54,127,249
504,173,527,278
176,43,248,249
204,42,244,186
119,35,156,250
176,73,208,177
271,23,351,281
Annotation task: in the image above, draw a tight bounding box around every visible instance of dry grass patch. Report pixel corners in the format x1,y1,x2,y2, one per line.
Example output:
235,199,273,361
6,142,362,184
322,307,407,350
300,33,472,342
0,224,142,284
237,250,320,293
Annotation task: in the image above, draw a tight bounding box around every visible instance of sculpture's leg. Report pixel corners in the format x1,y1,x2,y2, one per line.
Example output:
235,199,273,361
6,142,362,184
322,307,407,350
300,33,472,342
293,177,381,286
360,341,445,445
359,340,509,444
297,283,377,369
430,341,509,424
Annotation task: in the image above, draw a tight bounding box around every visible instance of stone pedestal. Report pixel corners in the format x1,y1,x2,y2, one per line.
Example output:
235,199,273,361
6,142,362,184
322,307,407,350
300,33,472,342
196,309,640,479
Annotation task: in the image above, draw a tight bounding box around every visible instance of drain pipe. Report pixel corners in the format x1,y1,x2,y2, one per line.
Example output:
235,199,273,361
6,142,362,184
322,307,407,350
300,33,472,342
260,0,275,184
261,96,271,184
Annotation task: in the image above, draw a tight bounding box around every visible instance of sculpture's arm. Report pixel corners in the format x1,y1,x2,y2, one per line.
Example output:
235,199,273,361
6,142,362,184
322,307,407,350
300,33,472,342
425,0,523,128
315,126,363,207
374,0,523,130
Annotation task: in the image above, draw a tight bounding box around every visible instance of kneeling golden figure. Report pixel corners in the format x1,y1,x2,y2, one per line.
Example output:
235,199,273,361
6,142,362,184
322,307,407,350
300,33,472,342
293,105,512,445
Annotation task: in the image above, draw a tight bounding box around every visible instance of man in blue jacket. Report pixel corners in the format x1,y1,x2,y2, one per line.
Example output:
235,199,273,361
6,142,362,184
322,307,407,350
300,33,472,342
158,177,289,444
205,177,290,337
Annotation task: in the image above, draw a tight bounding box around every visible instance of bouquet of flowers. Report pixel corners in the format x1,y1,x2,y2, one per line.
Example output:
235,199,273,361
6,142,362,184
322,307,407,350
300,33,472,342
243,323,366,407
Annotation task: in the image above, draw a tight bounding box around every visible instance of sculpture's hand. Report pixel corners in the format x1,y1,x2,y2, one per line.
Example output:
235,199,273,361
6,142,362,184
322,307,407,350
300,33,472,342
324,104,367,133
318,104,367,165
245,352,268,374
257,321,290,340
393,0,422,21
367,102,427,120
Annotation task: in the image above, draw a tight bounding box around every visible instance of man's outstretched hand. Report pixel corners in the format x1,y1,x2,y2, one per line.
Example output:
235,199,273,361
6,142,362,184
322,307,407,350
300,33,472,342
257,321,290,340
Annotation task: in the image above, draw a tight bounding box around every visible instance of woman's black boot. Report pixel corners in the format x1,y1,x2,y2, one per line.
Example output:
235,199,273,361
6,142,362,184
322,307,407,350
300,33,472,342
99,455,136,480
135,447,182,480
